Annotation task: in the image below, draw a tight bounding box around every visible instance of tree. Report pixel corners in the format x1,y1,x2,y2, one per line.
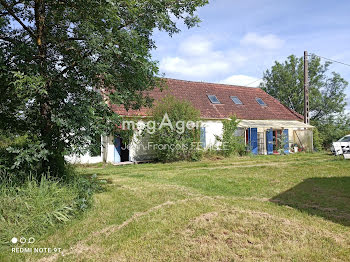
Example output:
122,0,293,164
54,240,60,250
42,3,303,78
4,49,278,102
148,95,201,162
315,115,350,148
0,0,208,177
260,54,349,148
260,55,348,120
215,115,246,157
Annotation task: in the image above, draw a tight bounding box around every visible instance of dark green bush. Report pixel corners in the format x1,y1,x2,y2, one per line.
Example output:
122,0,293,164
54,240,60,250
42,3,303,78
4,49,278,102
0,135,50,184
148,95,202,162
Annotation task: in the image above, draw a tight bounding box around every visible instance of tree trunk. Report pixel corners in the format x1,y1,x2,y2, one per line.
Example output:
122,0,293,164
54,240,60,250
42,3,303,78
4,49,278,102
34,0,64,176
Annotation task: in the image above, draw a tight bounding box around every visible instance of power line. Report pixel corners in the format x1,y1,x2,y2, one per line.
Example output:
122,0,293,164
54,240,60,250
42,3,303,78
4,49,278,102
310,53,350,68
245,78,263,87
244,52,350,87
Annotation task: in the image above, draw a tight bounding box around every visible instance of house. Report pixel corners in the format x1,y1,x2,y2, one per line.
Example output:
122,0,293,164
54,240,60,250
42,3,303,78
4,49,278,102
66,78,314,164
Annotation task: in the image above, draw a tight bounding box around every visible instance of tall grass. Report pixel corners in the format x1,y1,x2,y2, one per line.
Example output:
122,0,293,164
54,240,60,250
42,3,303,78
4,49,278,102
0,172,103,251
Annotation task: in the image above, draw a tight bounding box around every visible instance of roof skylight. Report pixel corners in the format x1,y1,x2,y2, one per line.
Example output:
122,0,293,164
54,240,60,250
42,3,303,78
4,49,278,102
207,95,221,104
256,97,267,106
230,96,243,105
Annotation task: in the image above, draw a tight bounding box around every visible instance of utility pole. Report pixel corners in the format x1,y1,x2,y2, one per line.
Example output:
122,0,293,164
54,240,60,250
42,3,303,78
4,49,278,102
304,51,310,125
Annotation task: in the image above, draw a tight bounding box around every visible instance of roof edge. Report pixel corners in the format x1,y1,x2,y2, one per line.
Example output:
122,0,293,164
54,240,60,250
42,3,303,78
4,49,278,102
162,77,262,90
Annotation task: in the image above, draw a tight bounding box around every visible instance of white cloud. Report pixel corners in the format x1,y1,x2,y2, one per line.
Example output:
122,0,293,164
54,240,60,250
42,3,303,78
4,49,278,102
179,35,212,56
160,56,230,78
158,33,283,81
159,35,249,79
220,75,262,87
240,33,285,49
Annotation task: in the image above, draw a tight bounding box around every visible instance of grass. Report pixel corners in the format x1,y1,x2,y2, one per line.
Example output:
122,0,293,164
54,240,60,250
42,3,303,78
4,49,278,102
0,174,102,261
2,153,350,261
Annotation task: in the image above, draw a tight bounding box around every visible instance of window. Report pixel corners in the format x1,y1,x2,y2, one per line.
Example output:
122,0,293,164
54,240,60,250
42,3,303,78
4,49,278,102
207,95,221,104
256,97,267,106
230,96,243,105
339,136,350,142
200,127,206,148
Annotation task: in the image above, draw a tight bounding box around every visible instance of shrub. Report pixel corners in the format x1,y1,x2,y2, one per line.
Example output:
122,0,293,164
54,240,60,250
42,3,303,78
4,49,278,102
313,128,324,151
215,115,246,157
0,135,49,184
148,95,202,162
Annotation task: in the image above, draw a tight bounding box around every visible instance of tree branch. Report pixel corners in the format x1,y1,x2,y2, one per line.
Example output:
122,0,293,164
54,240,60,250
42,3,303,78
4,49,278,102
1,0,23,16
0,0,36,39
54,37,87,46
117,12,147,30
0,35,19,44
66,37,86,41
0,11,9,16
59,49,92,77
1,0,21,12
60,61,77,76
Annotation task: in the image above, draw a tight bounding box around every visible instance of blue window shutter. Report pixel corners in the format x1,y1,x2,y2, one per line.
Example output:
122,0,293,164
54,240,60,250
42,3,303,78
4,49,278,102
114,137,121,163
266,129,273,155
283,129,289,154
250,128,258,155
200,127,206,148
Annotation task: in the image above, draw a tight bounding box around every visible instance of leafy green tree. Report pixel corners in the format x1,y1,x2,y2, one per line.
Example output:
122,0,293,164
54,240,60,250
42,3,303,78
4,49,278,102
0,0,208,177
260,54,349,148
315,115,350,148
148,95,201,162
260,55,348,120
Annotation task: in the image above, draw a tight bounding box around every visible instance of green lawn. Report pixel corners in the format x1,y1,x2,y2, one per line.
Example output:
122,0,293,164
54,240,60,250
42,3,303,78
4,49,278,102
5,153,350,261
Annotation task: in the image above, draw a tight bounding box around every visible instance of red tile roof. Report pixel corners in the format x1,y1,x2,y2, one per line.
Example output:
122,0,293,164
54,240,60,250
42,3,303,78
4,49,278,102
111,78,303,121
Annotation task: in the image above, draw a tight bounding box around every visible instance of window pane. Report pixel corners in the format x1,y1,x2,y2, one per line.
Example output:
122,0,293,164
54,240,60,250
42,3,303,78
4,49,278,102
339,136,350,142
230,96,243,105
200,127,206,148
256,97,266,106
207,95,221,104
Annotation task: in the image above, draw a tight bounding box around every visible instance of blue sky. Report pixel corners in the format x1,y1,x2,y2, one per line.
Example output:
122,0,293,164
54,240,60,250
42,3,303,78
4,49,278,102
151,0,350,111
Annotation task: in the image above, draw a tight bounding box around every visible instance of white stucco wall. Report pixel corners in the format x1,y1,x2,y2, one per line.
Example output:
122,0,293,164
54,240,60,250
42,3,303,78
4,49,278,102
64,136,104,164
201,120,245,150
128,123,157,161
201,120,223,148
105,135,115,163
65,153,103,164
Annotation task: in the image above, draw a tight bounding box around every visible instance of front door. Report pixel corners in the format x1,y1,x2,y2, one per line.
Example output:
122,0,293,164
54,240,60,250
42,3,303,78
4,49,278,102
273,130,282,153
